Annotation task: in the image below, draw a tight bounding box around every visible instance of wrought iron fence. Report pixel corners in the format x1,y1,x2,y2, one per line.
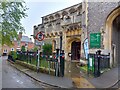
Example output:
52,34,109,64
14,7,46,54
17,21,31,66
100,54,110,71
16,51,57,72
88,53,110,77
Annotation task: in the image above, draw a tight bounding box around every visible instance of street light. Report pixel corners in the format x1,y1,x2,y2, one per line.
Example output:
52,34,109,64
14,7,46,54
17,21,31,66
59,32,62,52
30,35,36,39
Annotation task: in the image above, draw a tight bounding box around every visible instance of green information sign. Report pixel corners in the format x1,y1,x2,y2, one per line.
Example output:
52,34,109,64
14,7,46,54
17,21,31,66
90,33,101,48
88,57,94,72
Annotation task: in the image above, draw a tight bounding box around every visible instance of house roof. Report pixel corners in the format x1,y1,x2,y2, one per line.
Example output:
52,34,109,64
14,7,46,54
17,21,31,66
21,36,33,43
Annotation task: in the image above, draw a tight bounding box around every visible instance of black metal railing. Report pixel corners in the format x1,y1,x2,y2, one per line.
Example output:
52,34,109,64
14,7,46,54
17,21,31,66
8,50,65,77
88,51,110,77
16,51,58,74
100,54,110,71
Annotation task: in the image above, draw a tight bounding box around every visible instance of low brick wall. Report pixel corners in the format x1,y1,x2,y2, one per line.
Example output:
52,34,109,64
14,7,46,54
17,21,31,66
16,60,55,76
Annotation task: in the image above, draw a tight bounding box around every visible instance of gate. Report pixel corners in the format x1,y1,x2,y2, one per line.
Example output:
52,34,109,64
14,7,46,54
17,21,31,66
88,50,110,77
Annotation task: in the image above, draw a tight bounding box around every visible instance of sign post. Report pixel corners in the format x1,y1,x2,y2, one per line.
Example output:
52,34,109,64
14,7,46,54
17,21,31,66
37,49,40,72
35,32,44,72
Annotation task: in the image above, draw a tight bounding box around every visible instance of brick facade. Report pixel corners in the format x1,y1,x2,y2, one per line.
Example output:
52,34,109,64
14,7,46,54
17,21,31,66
2,33,34,55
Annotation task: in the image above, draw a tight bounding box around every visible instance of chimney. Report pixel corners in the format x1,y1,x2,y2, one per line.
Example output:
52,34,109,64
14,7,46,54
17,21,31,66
18,32,22,40
30,38,32,41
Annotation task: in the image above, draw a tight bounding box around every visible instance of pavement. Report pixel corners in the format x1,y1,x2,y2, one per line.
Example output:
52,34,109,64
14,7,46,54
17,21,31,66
7,59,94,88
83,66,119,88
88,67,119,88
7,58,119,89
64,61,94,88
8,60,74,88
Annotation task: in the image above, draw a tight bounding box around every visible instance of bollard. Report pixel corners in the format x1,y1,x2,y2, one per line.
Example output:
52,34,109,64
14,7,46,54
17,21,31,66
60,50,65,77
96,50,101,77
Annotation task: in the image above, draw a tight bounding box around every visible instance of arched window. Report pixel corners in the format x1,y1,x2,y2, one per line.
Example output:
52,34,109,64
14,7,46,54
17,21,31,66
49,15,54,20
62,11,68,16
77,5,82,15
53,40,56,51
44,17,48,21
69,8,76,14
55,13,60,18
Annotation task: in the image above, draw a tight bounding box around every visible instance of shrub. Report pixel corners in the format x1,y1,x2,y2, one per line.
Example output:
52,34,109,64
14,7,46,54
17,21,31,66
33,46,38,52
42,43,52,56
21,45,26,52
9,51,17,60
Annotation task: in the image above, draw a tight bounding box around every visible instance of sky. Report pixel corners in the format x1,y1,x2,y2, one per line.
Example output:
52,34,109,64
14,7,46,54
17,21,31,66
21,0,82,42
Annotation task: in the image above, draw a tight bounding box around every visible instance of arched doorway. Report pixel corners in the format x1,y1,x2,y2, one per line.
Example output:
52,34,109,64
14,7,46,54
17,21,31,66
105,7,120,67
112,15,120,66
71,41,81,60
66,37,81,61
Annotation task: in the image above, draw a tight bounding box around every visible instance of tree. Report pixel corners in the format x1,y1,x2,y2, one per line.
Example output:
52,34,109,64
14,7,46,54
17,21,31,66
42,43,52,55
0,0,28,46
21,45,25,52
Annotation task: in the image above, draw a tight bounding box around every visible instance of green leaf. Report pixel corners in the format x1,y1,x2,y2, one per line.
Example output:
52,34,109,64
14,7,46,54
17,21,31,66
1,1,28,46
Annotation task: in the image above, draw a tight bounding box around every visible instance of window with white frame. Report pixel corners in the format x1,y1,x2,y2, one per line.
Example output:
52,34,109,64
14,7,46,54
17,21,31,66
11,48,14,51
4,49,7,53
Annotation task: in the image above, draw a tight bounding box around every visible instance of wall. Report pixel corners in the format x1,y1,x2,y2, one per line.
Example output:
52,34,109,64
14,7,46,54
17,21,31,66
87,2,119,67
87,2,118,53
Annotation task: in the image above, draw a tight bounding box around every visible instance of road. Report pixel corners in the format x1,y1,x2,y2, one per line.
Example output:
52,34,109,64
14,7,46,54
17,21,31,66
0,56,2,89
2,56,53,88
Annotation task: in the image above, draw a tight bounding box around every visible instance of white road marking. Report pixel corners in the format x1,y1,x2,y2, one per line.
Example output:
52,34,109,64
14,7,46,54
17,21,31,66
12,76,24,85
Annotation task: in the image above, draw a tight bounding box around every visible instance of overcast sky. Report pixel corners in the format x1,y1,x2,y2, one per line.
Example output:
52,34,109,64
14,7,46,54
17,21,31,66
21,0,82,42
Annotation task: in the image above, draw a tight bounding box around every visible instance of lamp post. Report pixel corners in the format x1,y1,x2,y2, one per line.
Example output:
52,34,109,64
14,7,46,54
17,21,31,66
60,33,62,52
59,32,62,76
59,32,65,77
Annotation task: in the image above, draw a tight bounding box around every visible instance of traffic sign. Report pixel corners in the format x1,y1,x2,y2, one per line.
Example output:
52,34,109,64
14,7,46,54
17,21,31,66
35,41,44,46
36,32,44,41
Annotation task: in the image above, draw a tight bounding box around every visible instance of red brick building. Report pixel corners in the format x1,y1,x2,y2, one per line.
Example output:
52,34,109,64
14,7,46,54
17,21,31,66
2,32,34,55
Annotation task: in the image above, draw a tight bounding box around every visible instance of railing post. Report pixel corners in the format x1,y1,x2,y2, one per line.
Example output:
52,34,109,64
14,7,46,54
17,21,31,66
55,48,60,76
97,50,101,77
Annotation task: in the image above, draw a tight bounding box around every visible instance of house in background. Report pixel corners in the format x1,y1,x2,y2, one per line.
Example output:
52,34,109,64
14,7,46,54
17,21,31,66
20,36,34,51
2,32,34,55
